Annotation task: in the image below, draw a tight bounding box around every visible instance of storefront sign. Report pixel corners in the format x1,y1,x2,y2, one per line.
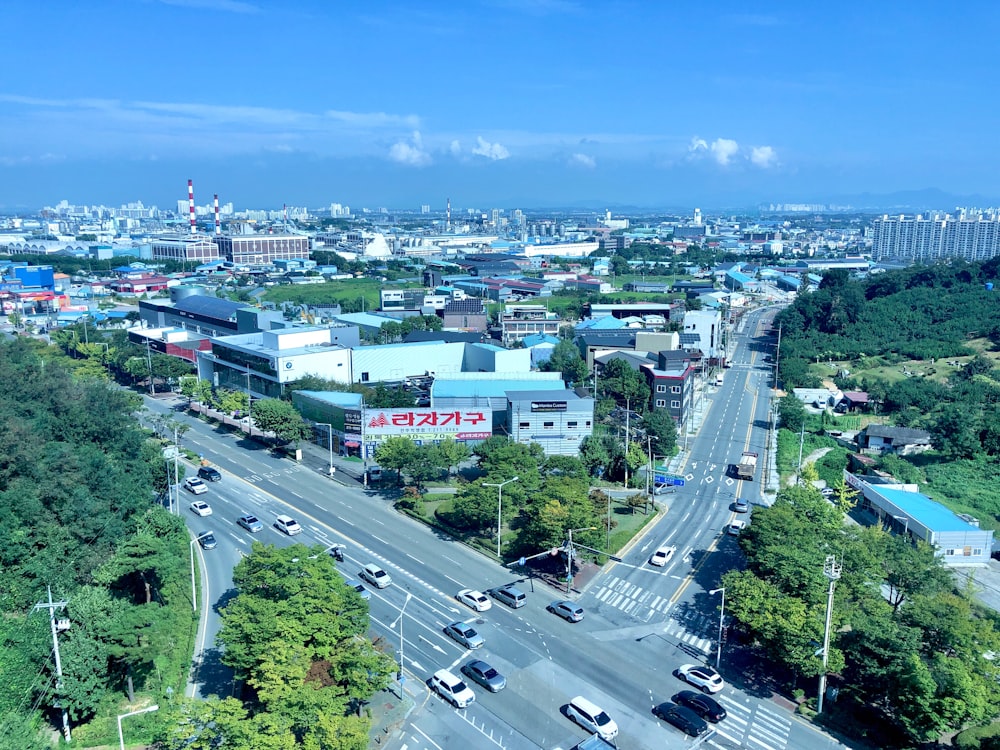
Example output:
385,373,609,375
530,401,567,412
364,409,490,438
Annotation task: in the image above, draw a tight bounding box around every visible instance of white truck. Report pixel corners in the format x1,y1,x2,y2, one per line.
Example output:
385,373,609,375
735,451,758,481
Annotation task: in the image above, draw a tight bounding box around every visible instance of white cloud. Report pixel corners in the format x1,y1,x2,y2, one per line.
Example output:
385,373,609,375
569,152,596,169
449,139,462,156
750,145,778,168
710,138,739,166
388,131,431,167
157,0,260,14
688,136,708,153
471,136,510,160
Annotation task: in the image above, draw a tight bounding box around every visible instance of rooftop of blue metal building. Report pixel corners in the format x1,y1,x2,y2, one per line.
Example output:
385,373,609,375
871,485,982,532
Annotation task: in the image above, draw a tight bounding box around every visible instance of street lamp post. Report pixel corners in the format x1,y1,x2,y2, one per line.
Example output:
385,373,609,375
483,476,519,558
189,533,214,613
245,368,252,436
817,555,842,714
392,592,413,698
317,423,335,477
710,587,726,670
118,705,159,750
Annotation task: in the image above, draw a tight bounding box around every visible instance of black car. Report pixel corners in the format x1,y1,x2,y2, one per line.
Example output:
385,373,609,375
197,532,217,550
671,690,727,722
653,702,708,737
198,466,222,482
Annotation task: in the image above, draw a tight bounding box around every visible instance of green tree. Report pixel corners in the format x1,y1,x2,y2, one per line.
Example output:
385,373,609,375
642,409,678,456
374,436,418,485
435,437,471,477
778,394,807,433
250,398,312,446
542,339,589,386
599,357,650,409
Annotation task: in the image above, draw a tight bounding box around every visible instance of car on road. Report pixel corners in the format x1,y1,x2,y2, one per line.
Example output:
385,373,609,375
197,466,222,482
649,545,676,567
189,499,212,516
671,690,727,722
456,589,492,612
360,563,391,588
461,659,506,692
491,584,526,608
274,514,303,536
197,532,217,550
727,520,746,536
345,579,371,600
184,477,208,496
652,702,708,736
676,663,725,694
566,696,618,742
237,514,263,533
430,669,475,708
547,600,585,622
733,497,750,513
652,482,671,495
444,621,485,649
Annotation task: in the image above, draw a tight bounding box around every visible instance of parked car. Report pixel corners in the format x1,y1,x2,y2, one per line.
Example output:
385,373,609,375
547,600,585,622
671,690,727,722
456,589,492,612
461,659,506,693
676,663,725,694
184,477,208,496
189,499,212,516
649,545,676,567
360,563,391,588
733,497,750,513
444,621,485,649
274,514,303,536
237,514,263,533
197,532,217,550
652,702,709,737
198,466,222,482
430,669,475,708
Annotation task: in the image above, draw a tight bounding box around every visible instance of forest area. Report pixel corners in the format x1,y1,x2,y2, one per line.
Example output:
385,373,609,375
0,338,388,749
775,259,1000,529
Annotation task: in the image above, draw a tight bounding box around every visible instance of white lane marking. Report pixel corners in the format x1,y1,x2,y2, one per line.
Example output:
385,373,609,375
405,552,424,565
372,534,388,544
413,725,445,750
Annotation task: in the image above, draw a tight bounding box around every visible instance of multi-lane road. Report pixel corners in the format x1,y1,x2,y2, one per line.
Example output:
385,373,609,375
153,306,845,750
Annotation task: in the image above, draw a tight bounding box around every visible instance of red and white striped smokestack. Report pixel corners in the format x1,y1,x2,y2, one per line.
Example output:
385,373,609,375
214,194,221,235
188,179,196,235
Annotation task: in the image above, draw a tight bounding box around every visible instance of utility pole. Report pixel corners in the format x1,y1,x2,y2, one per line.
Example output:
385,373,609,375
145,338,155,395
173,425,180,514
35,586,71,743
624,396,631,490
817,555,842,714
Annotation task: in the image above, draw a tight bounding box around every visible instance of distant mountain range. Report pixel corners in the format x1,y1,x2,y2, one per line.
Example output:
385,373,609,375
820,188,999,212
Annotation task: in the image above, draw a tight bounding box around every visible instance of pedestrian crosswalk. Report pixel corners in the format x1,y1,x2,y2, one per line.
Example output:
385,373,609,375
591,575,715,652
709,695,793,750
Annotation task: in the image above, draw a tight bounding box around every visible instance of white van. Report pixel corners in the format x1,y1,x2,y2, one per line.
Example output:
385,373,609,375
566,696,619,741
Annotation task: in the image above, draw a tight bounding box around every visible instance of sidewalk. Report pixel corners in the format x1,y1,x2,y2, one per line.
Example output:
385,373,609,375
366,684,418,747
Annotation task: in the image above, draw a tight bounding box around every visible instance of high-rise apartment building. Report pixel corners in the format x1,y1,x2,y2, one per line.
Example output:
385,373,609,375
871,210,1000,262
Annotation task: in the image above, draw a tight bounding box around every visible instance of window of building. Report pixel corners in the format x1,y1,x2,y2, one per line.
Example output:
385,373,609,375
655,399,666,407
585,421,591,427
543,421,554,428
671,386,681,394
519,422,530,429
671,400,681,408
567,421,578,428
656,384,666,393
361,372,370,382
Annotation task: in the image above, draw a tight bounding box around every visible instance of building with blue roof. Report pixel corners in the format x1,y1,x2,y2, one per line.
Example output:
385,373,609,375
846,471,993,565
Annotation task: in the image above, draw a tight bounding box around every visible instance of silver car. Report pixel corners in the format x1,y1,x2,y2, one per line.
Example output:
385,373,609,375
462,659,506,692
444,621,485,649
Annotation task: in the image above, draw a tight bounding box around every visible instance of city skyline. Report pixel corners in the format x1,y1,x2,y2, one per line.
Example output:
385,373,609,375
2,1,999,211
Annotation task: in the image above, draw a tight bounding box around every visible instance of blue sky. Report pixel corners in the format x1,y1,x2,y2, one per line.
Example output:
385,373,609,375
2,0,999,211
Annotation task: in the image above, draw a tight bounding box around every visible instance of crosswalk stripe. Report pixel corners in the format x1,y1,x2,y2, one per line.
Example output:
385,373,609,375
651,595,663,609
755,706,792,727
747,734,783,750
749,723,789,746
712,726,743,744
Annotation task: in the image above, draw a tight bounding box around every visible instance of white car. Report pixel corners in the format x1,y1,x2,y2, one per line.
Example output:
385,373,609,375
727,520,747,536
184,477,208,495
456,589,492,612
649,545,676,567
677,663,725,694
430,669,475,708
189,500,212,516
